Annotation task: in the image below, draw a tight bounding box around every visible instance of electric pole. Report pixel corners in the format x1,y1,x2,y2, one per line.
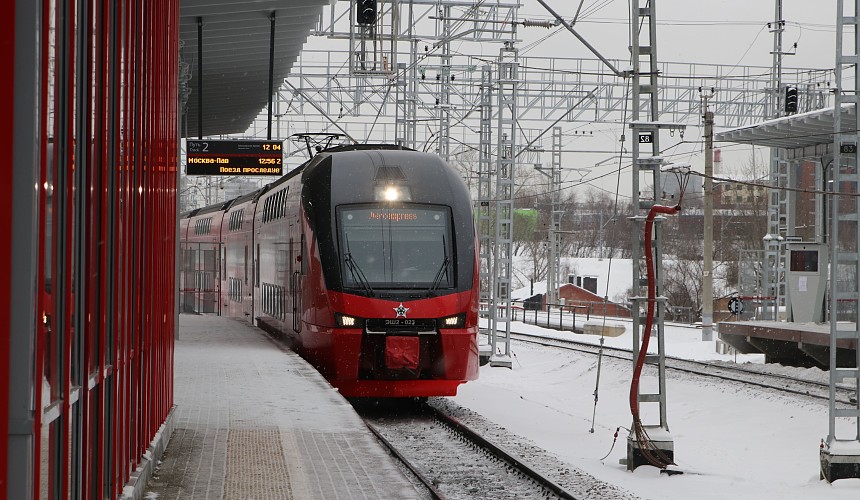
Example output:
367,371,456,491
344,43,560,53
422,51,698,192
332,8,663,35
701,89,715,342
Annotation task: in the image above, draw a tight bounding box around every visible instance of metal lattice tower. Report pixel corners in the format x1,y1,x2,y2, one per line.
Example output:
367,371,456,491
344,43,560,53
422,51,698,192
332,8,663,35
477,64,494,360
821,0,860,483
437,4,452,160
544,127,563,307
627,0,683,470
395,62,416,148
762,151,789,320
489,41,518,368
762,1,789,321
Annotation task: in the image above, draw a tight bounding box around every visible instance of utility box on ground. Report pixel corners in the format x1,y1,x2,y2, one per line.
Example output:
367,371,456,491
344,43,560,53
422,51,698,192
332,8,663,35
785,242,828,323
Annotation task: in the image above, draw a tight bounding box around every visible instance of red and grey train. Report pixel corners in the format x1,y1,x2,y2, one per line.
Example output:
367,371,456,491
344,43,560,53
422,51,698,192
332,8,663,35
180,145,480,397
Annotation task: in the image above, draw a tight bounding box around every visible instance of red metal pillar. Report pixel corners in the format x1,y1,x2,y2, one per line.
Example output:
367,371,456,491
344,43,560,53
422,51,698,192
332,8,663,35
0,3,15,499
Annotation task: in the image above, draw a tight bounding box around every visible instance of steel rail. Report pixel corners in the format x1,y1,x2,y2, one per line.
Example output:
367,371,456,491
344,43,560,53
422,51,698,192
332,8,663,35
423,404,580,500
365,422,447,500
509,330,856,405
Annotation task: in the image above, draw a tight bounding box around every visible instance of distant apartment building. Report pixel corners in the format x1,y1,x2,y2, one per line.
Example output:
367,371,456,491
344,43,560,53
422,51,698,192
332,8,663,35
714,179,766,208
712,160,819,241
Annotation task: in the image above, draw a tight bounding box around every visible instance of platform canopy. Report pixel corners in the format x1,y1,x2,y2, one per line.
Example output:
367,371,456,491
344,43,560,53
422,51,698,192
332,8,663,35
715,103,855,150
180,0,333,137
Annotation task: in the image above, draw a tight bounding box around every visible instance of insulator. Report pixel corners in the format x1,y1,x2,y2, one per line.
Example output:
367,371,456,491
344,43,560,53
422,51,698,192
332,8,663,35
521,19,555,28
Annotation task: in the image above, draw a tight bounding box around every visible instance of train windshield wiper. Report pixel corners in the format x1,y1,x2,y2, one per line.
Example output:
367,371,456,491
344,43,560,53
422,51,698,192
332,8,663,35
343,235,374,297
429,236,450,296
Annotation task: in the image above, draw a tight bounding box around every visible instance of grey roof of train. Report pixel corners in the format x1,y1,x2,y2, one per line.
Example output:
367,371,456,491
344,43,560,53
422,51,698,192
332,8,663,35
180,0,331,137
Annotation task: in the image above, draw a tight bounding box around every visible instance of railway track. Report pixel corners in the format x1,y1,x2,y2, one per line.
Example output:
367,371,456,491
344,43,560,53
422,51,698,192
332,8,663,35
508,329,857,405
357,400,581,500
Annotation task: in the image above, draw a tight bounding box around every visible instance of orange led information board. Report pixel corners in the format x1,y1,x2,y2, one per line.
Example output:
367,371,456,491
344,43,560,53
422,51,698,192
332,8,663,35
186,139,283,175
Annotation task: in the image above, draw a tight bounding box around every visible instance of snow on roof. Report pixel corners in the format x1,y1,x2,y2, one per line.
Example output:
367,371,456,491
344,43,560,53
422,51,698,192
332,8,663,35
512,257,633,302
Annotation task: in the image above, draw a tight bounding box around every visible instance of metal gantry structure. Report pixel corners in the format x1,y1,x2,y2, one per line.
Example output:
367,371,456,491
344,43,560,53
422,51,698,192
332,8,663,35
488,41,519,367
541,127,563,307
237,0,860,482
625,0,685,469
822,0,860,482
761,1,790,322
236,0,837,366
245,0,835,358
477,64,494,362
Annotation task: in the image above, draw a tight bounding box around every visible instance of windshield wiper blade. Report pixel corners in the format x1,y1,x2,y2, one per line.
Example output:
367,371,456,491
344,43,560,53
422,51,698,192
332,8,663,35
344,235,374,297
429,236,450,296
345,253,374,296
429,256,450,296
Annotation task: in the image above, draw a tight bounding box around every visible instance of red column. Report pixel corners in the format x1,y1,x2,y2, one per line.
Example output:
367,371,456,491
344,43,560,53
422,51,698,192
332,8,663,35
0,2,16,497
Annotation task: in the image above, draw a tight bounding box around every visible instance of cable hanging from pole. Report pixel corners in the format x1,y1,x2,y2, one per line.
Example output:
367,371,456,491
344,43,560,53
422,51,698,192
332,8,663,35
628,169,688,469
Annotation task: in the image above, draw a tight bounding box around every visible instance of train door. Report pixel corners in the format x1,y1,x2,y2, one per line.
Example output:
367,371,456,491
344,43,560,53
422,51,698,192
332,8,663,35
200,244,218,313
289,236,299,333
254,242,260,324
298,233,306,331
221,245,227,313
243,244,250,319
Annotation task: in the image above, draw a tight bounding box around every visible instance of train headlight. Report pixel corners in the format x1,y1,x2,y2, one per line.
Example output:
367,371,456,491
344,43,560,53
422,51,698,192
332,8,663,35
438,313,466,329
373,184,412,202
335,313,364,328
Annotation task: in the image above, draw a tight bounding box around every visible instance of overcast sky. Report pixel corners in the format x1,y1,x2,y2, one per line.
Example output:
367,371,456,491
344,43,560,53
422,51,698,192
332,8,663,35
510,0,840,196
516,0,836,69
284,1,843,198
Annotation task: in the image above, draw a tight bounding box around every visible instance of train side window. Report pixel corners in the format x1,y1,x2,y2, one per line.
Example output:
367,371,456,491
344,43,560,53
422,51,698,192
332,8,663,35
281,187,289,219
255,244,260,288
244,245,248,284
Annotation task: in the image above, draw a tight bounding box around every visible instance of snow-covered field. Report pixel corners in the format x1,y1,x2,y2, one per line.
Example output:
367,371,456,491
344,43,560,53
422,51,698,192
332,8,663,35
452,319,860,500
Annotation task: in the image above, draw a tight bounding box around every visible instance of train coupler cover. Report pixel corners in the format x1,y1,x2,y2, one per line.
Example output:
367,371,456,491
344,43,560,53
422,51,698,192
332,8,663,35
385,336,420,370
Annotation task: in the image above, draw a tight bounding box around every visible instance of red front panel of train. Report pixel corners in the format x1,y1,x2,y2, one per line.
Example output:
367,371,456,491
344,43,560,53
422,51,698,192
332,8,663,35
303,291,479,398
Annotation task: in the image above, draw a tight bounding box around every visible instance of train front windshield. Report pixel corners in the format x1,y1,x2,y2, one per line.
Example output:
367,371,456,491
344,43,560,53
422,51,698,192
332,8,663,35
337,204,453,289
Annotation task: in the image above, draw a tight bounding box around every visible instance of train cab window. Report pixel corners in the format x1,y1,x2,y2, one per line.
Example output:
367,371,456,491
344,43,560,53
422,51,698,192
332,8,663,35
337,204,453,289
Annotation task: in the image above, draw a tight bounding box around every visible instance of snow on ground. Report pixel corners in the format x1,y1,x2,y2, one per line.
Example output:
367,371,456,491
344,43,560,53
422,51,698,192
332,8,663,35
453,318,860,500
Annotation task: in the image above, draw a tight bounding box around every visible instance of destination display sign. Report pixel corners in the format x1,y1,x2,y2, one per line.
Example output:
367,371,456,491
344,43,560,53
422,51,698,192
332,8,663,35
186,139,283,176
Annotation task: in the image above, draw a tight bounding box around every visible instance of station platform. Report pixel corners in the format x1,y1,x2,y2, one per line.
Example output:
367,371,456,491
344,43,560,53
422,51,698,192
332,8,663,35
135,314,422,500
719,320,858,368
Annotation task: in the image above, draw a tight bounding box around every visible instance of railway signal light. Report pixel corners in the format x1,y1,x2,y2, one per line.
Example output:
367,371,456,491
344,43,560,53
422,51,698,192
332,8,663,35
357,0,377,25
784,86,798,114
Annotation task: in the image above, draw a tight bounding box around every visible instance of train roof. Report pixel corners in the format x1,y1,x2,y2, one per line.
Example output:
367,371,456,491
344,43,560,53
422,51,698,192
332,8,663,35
224,184,270,209
179,200,230,219
318,143,415,154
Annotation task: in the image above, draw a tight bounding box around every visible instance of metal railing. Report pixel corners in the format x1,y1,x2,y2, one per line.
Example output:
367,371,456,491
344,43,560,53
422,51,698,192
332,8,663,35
509,300,608,332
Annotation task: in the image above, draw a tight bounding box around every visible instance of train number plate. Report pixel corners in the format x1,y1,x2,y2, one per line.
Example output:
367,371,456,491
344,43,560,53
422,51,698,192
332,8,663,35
367,318,436,330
